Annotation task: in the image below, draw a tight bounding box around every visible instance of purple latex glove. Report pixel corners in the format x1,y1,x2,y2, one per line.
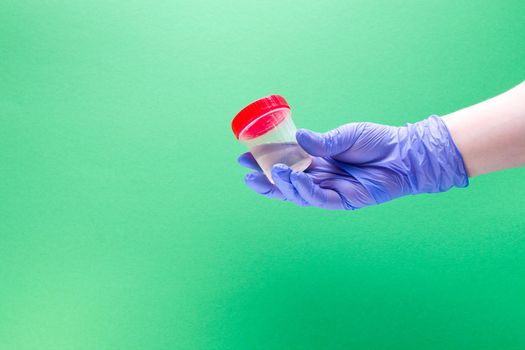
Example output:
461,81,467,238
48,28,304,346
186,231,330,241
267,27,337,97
238,116,469,210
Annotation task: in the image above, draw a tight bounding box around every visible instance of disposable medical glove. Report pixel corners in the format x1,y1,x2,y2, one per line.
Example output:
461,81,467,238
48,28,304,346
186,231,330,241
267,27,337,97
238,116,468,210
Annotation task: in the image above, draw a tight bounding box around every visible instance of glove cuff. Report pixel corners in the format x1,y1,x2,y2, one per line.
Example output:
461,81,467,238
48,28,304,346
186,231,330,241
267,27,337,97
405,115,469,194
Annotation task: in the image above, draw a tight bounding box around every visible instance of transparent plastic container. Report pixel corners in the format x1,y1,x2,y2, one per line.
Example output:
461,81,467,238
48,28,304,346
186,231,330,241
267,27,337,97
232,95,311,183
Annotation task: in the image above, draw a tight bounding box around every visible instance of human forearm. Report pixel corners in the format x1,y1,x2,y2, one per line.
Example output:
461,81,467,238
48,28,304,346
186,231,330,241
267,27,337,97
442,81,525,177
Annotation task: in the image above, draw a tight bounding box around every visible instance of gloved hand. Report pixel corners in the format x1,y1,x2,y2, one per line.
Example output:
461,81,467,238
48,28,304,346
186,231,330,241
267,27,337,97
238,116,469,210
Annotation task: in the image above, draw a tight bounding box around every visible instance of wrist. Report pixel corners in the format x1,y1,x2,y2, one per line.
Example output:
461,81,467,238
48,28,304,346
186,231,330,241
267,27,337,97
442,81,525,176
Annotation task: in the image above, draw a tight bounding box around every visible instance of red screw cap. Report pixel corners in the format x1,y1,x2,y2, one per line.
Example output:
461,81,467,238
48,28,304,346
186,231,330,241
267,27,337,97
232,95,290,139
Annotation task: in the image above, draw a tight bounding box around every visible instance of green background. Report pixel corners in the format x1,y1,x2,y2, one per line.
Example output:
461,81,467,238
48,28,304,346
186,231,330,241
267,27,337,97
1,0,525,349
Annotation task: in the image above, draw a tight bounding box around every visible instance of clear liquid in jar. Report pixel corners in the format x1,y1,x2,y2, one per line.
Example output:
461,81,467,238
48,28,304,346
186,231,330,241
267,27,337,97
250,142,312,184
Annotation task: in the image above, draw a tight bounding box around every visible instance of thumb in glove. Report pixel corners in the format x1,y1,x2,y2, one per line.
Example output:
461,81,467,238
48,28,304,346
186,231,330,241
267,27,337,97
295,124,363,157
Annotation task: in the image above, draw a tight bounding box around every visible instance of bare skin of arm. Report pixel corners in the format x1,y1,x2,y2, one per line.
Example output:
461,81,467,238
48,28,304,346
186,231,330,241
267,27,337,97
442,81,525,177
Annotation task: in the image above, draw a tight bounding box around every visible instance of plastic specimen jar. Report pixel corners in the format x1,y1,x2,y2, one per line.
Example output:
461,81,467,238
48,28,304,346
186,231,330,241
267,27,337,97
232,95,312,183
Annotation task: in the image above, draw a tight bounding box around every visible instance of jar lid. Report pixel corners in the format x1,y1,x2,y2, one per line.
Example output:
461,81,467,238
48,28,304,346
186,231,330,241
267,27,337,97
231,95,290,139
